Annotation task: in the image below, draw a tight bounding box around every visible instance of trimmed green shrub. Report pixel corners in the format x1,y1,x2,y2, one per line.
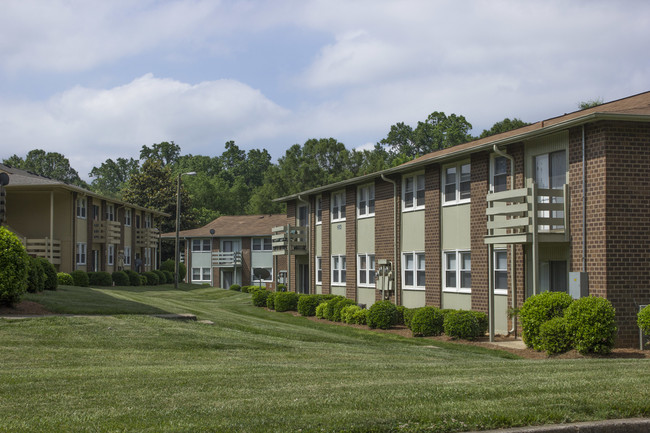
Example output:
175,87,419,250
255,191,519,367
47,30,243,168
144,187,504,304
444,310,481,340
396,305,407,326
89,271,112,287
315,302,327,319
71,270,89,287
112,271,129,286
37,258,58,291
277,284,287,292
565,296,617,355
229,284,241,292
340,304,358,324
126,270,141,286
251,289,270,307
410,306,444,337
322,296,345,321
160,259,186,283
367,300,398,330
352,308,369,325
139,275,147,285
0,227,29,306
470,311,489,337
266,291,276,310
153,270,167,284
57,272,74,286
539,316,572,356
26,256,46,293
297,294,321,316
240,285,251,293
162,270,174,285
142,272,159,286
638,305,650,342
520,291,574,350
332,299,356,322
275,291,299,312
403,308,419,329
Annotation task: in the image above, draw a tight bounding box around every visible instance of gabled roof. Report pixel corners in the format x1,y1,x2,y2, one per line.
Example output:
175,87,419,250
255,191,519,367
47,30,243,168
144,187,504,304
161,214,287,239
0,163,169,217
275,90,650,202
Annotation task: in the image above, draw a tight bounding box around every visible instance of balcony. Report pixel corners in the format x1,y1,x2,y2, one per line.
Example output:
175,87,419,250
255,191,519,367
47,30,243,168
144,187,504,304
212,251,242,267
272,225,307,256
24,237,62,265
135,227,159,248
484,180,570,245
93,220,122,244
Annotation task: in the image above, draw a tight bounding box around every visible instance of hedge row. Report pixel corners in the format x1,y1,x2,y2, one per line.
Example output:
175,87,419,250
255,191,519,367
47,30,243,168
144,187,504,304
55,268,174,288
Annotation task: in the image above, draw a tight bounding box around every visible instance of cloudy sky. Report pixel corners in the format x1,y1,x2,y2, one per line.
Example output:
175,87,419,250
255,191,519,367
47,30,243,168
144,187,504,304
1,0,649,180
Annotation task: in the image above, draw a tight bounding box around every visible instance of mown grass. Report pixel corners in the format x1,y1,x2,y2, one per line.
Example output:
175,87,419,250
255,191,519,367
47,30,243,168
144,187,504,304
3,285,650,432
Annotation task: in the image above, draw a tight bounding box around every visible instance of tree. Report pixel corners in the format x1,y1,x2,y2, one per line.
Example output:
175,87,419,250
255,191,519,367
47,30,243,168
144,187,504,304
578,98,603,110
3,149,87,187
139,141,181,166
479,118,529,139
88,157,139,198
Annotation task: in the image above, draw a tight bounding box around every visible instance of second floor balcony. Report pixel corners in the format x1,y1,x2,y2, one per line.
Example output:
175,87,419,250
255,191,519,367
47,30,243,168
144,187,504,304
212,251,242,267
93,220,122,244
135,227,159,248
272,225,308,256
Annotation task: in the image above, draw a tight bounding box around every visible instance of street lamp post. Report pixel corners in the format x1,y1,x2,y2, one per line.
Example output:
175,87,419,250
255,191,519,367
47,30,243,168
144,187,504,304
175,171,196,289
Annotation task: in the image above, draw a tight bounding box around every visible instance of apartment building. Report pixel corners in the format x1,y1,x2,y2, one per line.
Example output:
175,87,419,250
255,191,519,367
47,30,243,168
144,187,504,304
163,214,287,288
274,91,650,348
1,164,166,273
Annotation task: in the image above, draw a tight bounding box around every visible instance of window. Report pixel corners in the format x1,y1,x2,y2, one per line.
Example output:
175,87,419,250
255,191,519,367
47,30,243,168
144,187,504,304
144,248,151,266
534,150,566,231
76,197,86,219
106,204,115,221
358,254,376,286
357,185,375,217
403,252,425,289
192,239,211,252
192,267,211,282
108,244,114,266
315,197,322,224
252,238,272,251
494,250,508,295
443,163,471,205
144,214,152,228
124,209,132,226
297,205,308,227
76,243,87,265
402,174,425,211
491,156,509,193
444,250,471,293
93,205,100,221
331,255,346,285
316,257,322,284
540,260,568,293
252,267,273,282
331,191,346,222
124,246,131,266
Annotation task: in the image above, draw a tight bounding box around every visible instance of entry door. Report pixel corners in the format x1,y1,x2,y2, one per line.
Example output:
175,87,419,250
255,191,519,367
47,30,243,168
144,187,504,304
222,270,233,289
93,250,99,272
298,263,310,294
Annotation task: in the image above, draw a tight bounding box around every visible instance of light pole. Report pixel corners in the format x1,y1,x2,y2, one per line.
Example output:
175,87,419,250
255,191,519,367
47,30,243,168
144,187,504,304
175,171,196,288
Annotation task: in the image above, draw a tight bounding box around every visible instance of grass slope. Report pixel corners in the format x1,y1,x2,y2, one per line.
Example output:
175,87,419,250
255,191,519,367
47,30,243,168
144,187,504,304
1,285,648,432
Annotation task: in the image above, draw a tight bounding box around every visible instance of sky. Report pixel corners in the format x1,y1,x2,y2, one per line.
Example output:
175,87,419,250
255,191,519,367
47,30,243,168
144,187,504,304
1,0,649,181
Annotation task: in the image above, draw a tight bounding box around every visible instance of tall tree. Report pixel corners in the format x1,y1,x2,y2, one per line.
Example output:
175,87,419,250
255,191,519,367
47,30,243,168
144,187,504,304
139,141,181,166
3,149,87,187
88,157,140,198
578,98,603,110
479,118,529,139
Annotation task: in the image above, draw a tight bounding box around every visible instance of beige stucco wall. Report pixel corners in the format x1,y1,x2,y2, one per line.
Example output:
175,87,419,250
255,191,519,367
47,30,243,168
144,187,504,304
442,292,472,310
330,221,346,255
441,204,471,250
356,217,374,253
402,290,425,308
331,286,346,297
315,224,322,256
401,210,424,251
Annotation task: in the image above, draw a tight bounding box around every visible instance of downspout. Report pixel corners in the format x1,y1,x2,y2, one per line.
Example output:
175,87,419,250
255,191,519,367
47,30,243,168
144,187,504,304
381,174,398,305
493,145,517,336
582,125,586,272
297,195,310,294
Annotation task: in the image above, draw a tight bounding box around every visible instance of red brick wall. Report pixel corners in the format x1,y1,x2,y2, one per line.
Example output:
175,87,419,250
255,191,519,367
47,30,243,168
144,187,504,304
374,176,399,303
345,186,357,300
424,164,441,306
321,192,331,294
286,201,297,292
470,152,489,313
241,237,251,286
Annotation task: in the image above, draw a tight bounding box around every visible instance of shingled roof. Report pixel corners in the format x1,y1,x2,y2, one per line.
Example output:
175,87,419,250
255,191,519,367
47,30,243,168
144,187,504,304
161,214,287,239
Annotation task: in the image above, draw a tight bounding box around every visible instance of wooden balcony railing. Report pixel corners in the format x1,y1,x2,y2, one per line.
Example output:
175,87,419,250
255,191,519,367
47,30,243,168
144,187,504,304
25,237,62,265
212,251,243,267
272,225,307,256
135,227,159,248
93,220,122,244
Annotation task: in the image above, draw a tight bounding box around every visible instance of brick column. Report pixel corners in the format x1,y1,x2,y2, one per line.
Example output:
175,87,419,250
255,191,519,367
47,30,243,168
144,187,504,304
321,192,331,294
287,201,297,292
345,186,357,301
375,176,399,303
470,152,489,313
242,237,251,286
424,164,441,306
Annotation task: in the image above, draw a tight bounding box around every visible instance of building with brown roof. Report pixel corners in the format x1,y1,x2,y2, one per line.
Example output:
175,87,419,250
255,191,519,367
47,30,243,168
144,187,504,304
274,90,650,348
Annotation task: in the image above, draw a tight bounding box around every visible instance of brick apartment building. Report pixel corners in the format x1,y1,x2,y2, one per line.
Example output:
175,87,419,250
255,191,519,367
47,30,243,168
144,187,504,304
273,91,650,348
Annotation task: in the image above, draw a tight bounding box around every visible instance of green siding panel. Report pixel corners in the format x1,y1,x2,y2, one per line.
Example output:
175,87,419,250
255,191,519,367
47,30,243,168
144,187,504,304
401,210,425,251
357,217,375,253
441,204,471,250
330,221,346,255
402,290,425,308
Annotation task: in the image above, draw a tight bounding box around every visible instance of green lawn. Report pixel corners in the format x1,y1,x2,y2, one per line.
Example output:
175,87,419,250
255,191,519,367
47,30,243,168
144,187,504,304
1,285,648,433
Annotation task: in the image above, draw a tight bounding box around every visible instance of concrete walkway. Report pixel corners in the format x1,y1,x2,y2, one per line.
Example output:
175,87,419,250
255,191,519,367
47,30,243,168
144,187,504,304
474,418,650,433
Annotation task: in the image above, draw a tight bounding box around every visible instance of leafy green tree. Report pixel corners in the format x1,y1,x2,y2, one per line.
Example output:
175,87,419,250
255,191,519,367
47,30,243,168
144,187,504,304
3,149,87,187
578,98,603,110
139,141,181,166
88,157,139,198
479,118,529,139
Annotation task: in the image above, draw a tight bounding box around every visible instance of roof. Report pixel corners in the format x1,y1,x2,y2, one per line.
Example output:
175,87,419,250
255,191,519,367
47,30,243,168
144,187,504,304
161,214,287,239
275,90,650,202
0,163,169,217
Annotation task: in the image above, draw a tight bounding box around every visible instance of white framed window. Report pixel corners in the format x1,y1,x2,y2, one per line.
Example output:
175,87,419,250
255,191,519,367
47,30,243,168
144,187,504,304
403,252,425,290
316,256,322,284
315,197,322,225
331,191,346,222
144,248,151,266
124,209,132,226
192,267,211,282
192,239,211,252
357,184,375,218
252,267,273,282
494,249,508,295
297,205,308,227
124,246,131,266
444,250,471,293
357,254,376,287
443,162,471,205
108,244,115,266
106,204,115,221
402,174,425,211
331,255,346,286
76,197,87,219
490,155,509,193
144,214,152,228
76,242,87,265
252,237,272,251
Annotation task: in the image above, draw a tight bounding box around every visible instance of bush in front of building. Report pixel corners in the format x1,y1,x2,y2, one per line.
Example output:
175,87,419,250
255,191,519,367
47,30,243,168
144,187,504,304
565,296,617,355
57,272,74,286
37,258,58,291
125,270,140,286
0,227,30,306
277,284,287,292
539,316,572,356
251,289,270,307
153,270,167,284
403,307,419,329
139,275,147,285
297,294,321,316
112,271,130,286
332,299,356,322
26,256,46,293
638,305,650,343
367,300,398,330
409,306,444,337
160,259,186,283
341,304,368,325
352,308,369,325
322,296,345,321
443,310,481,340
88,271,113,287
266,291,276,310
519,291,574,351
470,311,489,337
71,270,89,287
274,291,299,312
229,284,241,291
395,305,407,326
142,272,159,286
161,270,174,285
315,302,327,318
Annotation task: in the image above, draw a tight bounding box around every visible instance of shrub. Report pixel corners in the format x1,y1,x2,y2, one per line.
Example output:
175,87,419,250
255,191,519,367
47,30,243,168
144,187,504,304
38,258,58,291
297,294,321,316
139,275,147,285
352,308,369,325
403,308,419,329
112,271,129,286
323,296,345,321
0,227,29,306
638,305,650,341
470,311,489,337
162,270,174,285
410,306,444,337
142,272,159,286
89,271,112,287
277,284,287,292
229,284,241,292
444,310,481,340
266,291,276,310
251,289,270,307
153,270,167,284
126,270,141,286
367,300,398,330
565,296,617,355
396,305,407,326
57,272,74,286
340,305,359,324
160,259,186,283
71,270,89,287
26,256,46,293
539,317,572,356
241,285,251,293
332,299,356,322
315,302,327,319
275,291,299,312
520,291,574,350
